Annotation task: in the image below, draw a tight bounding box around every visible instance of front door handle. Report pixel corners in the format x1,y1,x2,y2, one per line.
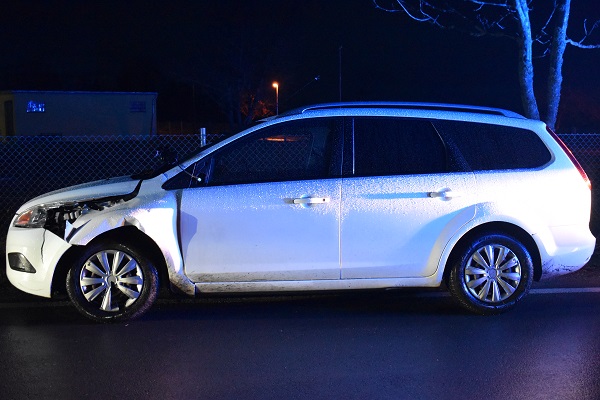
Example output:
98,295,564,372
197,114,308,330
293,197,331,205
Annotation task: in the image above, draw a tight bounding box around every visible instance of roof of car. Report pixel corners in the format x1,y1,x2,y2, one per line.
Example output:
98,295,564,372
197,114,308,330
279,102,526,119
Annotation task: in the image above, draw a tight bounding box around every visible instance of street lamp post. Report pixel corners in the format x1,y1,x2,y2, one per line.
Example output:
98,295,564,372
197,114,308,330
272,82,279,115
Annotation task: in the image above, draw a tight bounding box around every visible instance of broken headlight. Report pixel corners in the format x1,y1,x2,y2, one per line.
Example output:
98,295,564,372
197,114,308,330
14,202,88,234
13,199,118,236
13,206,49,228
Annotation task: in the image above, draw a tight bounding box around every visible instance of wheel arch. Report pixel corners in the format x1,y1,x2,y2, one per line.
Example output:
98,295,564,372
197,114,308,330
51,226,169,298
443,221,542,285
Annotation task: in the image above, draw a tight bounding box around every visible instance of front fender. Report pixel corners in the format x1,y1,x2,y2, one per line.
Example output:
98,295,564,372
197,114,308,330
66,192,195,296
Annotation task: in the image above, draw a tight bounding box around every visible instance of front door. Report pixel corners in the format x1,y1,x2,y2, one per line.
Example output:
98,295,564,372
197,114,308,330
178,117,343,282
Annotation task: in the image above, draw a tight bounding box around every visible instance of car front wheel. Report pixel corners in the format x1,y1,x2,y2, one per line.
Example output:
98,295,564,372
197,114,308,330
448,233,533,315
66,241,159,322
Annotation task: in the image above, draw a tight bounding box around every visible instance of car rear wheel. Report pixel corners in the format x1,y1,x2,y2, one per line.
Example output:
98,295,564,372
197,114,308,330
448,233,533,315
66,241,159,322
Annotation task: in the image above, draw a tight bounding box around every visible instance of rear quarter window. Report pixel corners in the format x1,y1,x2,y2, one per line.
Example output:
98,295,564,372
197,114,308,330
434,120,552,171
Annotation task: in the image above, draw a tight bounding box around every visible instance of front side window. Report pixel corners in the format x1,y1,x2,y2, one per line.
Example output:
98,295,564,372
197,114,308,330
209,118,339,185
352,117,447,176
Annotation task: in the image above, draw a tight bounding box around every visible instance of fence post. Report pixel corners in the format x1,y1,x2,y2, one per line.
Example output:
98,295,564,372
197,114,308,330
200,127,207,147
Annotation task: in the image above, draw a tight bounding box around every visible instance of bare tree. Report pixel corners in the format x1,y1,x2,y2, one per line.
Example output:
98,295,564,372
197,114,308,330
199,44,274,132
373,0,599,129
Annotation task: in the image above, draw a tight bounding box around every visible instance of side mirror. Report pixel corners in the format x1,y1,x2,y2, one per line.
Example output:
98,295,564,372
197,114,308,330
161,165,207,190
190,172,206,185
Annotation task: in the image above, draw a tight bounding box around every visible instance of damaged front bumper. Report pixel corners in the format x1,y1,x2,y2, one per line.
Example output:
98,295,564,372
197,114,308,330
6,227,72,298
5,180,144,298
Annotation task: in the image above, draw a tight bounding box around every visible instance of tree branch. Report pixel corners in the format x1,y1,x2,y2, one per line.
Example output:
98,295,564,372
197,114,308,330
465,0,511,8
372,0,518,38
567,18,600,49
533,0,556,45
566,39,600,49
373,0,440,25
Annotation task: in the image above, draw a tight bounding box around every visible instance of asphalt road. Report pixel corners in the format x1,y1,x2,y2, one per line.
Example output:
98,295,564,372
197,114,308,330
1,252,599,399
1,287,599,400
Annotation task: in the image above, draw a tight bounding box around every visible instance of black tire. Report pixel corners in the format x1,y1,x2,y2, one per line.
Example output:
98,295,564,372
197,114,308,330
448,233,533,315
66,240,159,322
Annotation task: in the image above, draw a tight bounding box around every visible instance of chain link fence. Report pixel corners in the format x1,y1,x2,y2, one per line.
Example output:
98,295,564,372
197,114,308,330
0,133,227,256
1,132,599,280
559,134,600,237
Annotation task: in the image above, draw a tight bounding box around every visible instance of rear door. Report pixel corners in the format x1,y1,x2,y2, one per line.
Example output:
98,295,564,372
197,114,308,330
340,117,476,279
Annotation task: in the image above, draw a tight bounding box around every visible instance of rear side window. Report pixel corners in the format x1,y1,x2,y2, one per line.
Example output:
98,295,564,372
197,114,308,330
353,118,447,176
434,120,551,171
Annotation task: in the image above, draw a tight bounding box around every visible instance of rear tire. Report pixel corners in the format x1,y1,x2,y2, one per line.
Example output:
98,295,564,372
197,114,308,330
448,233,533,315
66,240,159,322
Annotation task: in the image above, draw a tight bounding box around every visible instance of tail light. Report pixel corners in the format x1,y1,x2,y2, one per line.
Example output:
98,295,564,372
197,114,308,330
546,126,591,190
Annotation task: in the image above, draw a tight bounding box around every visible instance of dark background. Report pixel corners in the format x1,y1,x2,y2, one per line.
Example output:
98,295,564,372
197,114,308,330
1,0,599,132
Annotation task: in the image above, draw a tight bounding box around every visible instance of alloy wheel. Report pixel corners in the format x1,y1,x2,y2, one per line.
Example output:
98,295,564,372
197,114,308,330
463,244,522,303
78,250,144,312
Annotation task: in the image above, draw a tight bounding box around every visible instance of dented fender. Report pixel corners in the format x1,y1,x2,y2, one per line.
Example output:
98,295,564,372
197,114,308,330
64,188,195,296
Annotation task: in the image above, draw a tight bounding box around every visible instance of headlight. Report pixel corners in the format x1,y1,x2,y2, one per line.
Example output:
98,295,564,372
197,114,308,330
14,206,49,228
13,201,92,231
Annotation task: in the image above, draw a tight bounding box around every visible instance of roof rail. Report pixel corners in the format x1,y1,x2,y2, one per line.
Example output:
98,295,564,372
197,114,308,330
290,102,525,119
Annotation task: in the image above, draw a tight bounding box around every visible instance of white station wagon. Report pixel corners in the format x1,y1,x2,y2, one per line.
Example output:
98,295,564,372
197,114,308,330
6,103,596,321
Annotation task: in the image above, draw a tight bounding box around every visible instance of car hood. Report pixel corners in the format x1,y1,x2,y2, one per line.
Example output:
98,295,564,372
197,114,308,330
17,176,142,212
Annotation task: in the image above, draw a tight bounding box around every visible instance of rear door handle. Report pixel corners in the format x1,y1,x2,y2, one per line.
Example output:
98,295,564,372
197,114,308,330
428,188,460,200
293,197,330,205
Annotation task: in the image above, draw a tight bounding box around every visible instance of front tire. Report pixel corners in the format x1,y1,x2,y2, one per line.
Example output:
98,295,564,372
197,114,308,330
448,233,533,315
66,240,159,322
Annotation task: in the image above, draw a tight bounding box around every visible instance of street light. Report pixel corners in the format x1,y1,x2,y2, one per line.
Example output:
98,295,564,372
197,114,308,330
272,82,279,115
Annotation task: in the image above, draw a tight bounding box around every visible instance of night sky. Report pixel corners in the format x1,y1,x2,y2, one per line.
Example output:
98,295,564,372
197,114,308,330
1,0,599,131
